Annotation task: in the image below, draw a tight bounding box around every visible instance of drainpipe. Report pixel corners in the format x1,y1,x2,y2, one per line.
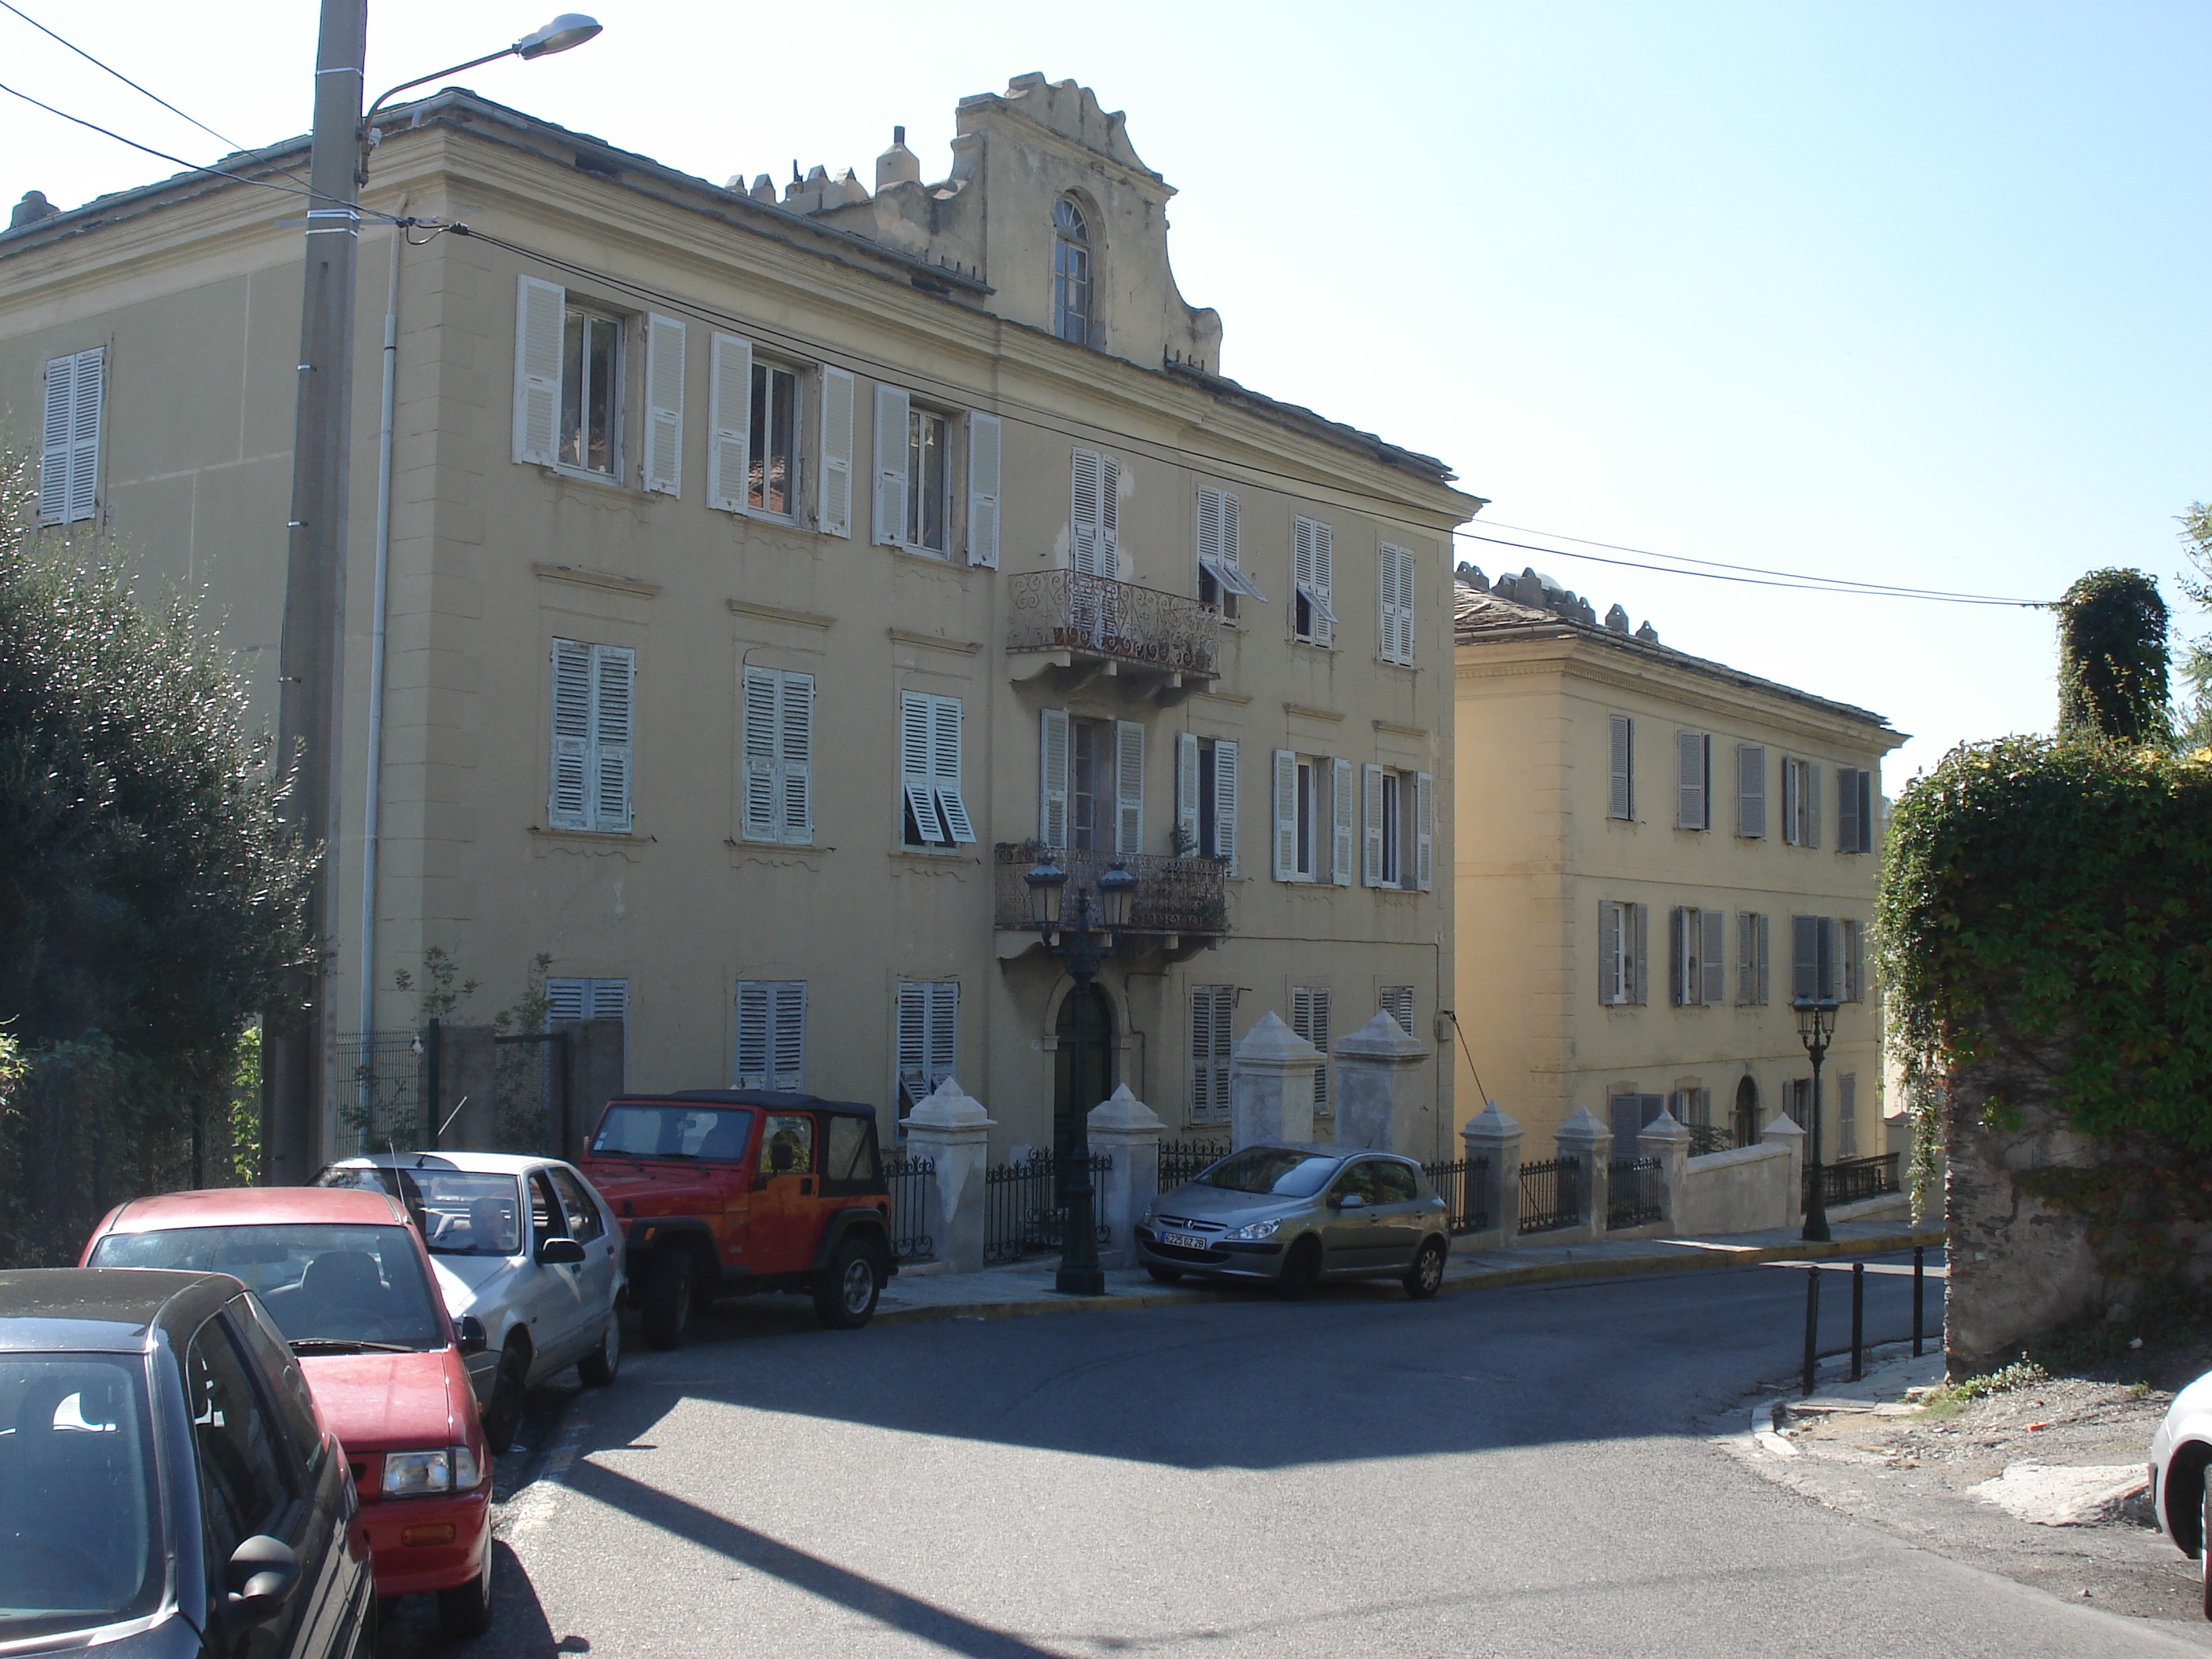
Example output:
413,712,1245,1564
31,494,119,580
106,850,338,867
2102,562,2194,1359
357,229,401,1044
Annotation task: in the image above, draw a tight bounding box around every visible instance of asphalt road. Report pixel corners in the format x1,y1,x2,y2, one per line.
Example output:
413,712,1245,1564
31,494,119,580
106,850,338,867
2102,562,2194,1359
379,1254,2212,1658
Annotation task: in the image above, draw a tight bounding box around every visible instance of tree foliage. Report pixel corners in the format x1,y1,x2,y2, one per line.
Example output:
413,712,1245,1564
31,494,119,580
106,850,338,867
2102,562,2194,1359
2176,504,2212,754
2054,567,2170,745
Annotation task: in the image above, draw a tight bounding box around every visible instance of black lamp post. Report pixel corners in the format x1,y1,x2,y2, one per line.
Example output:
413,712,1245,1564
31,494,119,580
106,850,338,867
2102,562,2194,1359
1026,854,1138,1295
1793,994,1840,1243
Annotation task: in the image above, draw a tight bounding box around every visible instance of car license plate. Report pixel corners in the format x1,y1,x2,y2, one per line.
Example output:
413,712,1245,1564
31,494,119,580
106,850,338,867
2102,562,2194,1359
1161,1232,1209,1251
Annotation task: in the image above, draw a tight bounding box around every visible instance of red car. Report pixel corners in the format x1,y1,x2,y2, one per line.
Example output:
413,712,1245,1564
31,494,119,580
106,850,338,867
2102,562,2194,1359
80,1186,496,1637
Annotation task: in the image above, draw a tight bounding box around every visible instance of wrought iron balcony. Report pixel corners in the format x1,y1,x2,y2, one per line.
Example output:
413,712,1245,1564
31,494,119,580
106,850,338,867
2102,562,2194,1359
1005,569,1221,687
994,842,1229,949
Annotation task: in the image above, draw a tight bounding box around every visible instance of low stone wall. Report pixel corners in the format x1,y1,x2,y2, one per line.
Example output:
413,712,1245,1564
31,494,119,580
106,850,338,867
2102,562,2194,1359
1673,1143,1796,1236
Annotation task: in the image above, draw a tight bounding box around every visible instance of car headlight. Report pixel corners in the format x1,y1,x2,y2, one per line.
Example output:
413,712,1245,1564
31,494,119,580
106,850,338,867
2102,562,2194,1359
1225,1217,1281,1241
382,1447,482,1498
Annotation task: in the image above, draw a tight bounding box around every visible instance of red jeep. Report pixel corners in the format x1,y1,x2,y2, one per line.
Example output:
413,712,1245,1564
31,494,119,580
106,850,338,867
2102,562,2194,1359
578,1090,896,1349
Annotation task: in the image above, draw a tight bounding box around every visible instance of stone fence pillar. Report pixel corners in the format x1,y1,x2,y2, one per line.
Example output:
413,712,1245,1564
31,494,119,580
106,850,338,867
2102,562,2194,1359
1461,1101,1522,1244
1763,1112,1806,1231
1231,1012,1322,1149
903,1077,995,1273
1555,1108,1613,1236
1088,1085,1165,1269
1639,1108,1692,1229
1332,1012,1430,1153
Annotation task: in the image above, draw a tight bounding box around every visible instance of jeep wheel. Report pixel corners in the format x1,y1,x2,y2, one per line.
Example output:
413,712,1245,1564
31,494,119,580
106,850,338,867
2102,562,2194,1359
813,1238,883,1330
641,1249,694,1350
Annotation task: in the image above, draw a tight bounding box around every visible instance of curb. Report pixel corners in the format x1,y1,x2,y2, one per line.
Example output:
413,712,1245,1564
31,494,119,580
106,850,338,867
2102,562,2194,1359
870,1227,1945,1331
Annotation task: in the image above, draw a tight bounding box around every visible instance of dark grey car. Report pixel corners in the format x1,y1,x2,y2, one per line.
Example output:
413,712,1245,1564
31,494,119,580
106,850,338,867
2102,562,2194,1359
1133,1144,1451,1300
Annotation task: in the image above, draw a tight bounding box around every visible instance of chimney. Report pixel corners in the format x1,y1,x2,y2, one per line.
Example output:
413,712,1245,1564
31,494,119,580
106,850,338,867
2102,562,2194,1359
877,124,921,191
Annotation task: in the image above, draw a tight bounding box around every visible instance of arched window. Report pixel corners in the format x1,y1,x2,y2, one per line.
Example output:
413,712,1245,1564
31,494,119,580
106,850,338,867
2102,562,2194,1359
1052,199,1092,345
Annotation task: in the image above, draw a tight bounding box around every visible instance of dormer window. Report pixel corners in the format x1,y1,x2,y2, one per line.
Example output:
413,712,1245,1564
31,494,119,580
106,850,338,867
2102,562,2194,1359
1053,199,1092,345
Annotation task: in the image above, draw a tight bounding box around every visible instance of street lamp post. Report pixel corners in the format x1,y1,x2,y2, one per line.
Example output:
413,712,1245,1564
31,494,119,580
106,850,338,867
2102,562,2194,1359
1026,855,1138,1296
1793,995,1840,1243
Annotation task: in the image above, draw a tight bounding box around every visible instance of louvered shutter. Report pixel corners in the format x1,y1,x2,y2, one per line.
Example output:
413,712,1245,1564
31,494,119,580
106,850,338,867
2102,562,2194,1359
1330,756,1354,885
1191,987,1232,1120
1039,709,1071,850
741,667,780,840
873,384,911,546
1738,744,1765,838
37,350,74,521
771,982,807,1090
708,333,753,512
1272,749,1298,881
932,698,975,844
819,366,855,536
928,983,958,1092
1361,764,1386,886
1198,488,1225,582
591,645,635,832
643,314,685,496
1631,903,1649,1005
1737,912,1755,1005
589,980,629,1022
1113,720,1144,854
548,639,592,830
1806,764,1823,849
966,412,1002,567
1415,771,1434,892
1755,913,1771,1005
1379,986,1415,1038
1837,767,1860,853
1071,449,1105,576
63,347,102,524
779,673,813,843
1175,733,1200,855
895,981,926,1108
1609,715,1633,819
901,693,945,843
1843,918,1863,1002
1310,520,1333,643
1701,908,1727,1006
1305,989,1331,1108
1668,906,1687,1005
1379,545,1415,665
1099,456,1121,577
513,276,565,466
1677,731,1708,830
1853,768,1874,853
1829,917,1848,1004
1599,902,1622,1005
734,983,771,1086
1213,740,1239,873
1792,916,1818,1002
546,978,588,1026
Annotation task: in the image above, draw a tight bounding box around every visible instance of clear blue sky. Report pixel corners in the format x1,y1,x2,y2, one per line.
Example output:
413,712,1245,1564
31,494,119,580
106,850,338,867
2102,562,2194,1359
5,0,2207,782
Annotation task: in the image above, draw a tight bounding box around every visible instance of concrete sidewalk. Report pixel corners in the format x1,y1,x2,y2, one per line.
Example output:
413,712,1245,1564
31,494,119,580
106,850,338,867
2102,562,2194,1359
873,1217,1946,1328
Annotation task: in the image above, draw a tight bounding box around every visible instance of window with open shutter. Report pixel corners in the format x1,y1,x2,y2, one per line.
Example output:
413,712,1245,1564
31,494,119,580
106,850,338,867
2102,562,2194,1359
1189,985,1234,1122
38,346,104,526
966,412,1002,567
735,981,806,1090
1038,709,1071,851
643,314,685,496
591,646,635,833
708,333,753,512
1361,764,1386,886
1415,771,1434,892
1293,516,1335,645
1291,987,1331,1111
1599,901,1624,1005
1113,721,1144,854
895,980,958,1113
1737,744,1766,838
1608,715,1633,819
513,276,565,467
873,384,911,546
932,697,974,844
815,365,855,535
1196,488,1261,608
900,692,945,846
1676,731,1709,830
1700,908,1727,1007
1271,749,1298,881
1631,903,1649,1005
1174,733,1200,855
1330,757,1354,884
1211,739,1239,873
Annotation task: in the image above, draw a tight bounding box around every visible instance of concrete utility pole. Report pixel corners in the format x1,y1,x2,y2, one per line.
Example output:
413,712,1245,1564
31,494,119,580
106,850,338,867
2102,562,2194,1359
266,0,367,1183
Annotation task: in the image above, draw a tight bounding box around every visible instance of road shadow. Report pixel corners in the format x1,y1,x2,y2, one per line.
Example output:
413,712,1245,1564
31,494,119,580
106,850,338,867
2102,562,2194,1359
375,1540,589,1659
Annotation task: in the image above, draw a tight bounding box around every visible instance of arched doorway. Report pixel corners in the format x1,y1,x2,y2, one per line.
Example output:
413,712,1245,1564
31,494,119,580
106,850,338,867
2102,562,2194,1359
1053,983,1115,1193
1733,1075,1761,1148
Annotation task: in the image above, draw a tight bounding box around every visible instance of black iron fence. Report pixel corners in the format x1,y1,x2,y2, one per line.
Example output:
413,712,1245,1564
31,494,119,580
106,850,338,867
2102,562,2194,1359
1807,1152,1902,1209
1519,1155,1581,1235
1157,1139,1229,1190
883,1154,935,1262
1422,1158,1492,1235
1608,1157,1663,1228
983,1151,1113,1264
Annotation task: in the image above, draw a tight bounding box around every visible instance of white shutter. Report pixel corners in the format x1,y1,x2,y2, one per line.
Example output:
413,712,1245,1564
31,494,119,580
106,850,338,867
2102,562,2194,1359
1271,749,1298,881
708,333,753,512
932,697,975,844
1632,903,1649,1005
513,275,565,467
1100,456,1122,577
741,666,779,841
1676,731,1708,830
1738,744,1766,838
901,692,946,844
546,979,589,1026
38,351,75,522
1115,720,1145,854
780,672,814,844
1310,519,1334,643
1071,449,1104,576
928,983,958,1090
771,982,806,1090
1039,708,1071,850
1198,488,1226,577
734,983,771,1086
895,981,928,1108
60,347,103,525
873,383,911,546
548,638,592,830
643,313,685,496
1294,517,1315,617
1213,740,1239,873
1599,902,1622,1005
1330,756,1354,885
1175,732,1200,855
1397,544,1415,661
591,644,635,832
1361,763,1386,887
1379,986,1415,1038
1609,715,1633,819
1701,908,1727,1006
1415,771,1434,892
1292,988,1331,1109
819,365,855,536
966,412,1002,567
1379,545,1415,665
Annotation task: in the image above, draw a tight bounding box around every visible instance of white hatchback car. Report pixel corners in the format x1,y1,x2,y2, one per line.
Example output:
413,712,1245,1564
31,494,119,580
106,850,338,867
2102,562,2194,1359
317,1152,625,1451
2151,1368,2212,1619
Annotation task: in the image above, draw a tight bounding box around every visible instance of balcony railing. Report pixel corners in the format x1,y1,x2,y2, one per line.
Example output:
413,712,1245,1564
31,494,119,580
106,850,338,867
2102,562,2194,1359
994,842,1230,939
1005,569,1221,681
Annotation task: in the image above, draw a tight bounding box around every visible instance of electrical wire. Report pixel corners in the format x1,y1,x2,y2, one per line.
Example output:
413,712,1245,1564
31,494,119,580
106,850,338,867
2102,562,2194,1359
1460,531,2047,606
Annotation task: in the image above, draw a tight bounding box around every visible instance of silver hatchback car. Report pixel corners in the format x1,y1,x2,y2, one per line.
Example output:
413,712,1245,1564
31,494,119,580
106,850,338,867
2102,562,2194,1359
1133,1144,1451,1300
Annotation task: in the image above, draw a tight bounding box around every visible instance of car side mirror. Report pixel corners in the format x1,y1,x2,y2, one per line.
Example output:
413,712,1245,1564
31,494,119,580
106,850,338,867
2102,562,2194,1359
536,1236,588,1266
1333,1193,1368,1210
223,1535,300,1626
455,1314,489,1355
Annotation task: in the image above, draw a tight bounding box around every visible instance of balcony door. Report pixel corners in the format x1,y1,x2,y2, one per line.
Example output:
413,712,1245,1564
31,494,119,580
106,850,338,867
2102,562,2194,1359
1053,983,1116,1200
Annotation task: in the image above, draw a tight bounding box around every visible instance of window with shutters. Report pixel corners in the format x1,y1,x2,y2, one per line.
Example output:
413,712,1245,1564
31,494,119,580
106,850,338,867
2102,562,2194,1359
899,692,974,851
1175,734,1238,870
1668,1086,1714,1131
1292,516,1335,646
749,359,801,515
1291,987,1331,1112
1053,198,1093,345
741,668,813,844
1736,743,1767,838
1598,899,1648,1005
1189,984,1235,1122
895,980,958,1115
546,978,629,1026
1781,756,1822,848
1196,487,1262,619
1837,1072,1859,1157
1378,544,1416,665
734,981,806,1090
38,346,104,525
1359,766,1432,891
1070,449,1121,578
965,412,1001,568
1608,715,1634,820
547,638,635,833
1790,914,1838,1002
905,406,951,554
1280,754,1326,881
1836,766,1876,854
562,305,622,475
1379,985,1416,1038
1668,906,1727,1006
1736,911,1771,1005
1675,731,1711,830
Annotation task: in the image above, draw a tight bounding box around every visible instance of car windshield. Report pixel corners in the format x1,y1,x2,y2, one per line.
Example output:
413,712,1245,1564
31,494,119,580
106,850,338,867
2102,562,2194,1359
320,1167,524,1257
1195,1148,1342,1198
89,1225,445,1351
591,1104,754,1163
0,1355,163,1641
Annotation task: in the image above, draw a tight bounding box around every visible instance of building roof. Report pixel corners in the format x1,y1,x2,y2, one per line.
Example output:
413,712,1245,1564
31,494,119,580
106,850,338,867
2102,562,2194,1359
1454,567,1897,735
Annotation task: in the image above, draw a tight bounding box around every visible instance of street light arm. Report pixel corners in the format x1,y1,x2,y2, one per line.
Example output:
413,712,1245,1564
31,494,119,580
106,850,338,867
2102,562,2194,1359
363,49,515,128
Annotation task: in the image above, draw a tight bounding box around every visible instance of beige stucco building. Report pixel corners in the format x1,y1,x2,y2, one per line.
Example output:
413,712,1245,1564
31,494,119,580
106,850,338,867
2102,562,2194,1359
0,75,1478,1168
1452,567,1903,1166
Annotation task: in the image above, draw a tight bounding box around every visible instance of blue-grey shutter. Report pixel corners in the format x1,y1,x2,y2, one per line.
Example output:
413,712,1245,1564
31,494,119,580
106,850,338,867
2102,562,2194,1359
1737,744,1765,837
1609,716,1633,819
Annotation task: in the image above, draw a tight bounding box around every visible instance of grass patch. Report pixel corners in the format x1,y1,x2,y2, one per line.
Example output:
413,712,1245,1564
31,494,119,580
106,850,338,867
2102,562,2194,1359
1924,1358,2049,1408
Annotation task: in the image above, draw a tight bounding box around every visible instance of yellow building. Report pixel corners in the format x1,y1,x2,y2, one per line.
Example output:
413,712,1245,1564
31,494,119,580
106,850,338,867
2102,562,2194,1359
1452,568,1902,1166
0,76,1478,1167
